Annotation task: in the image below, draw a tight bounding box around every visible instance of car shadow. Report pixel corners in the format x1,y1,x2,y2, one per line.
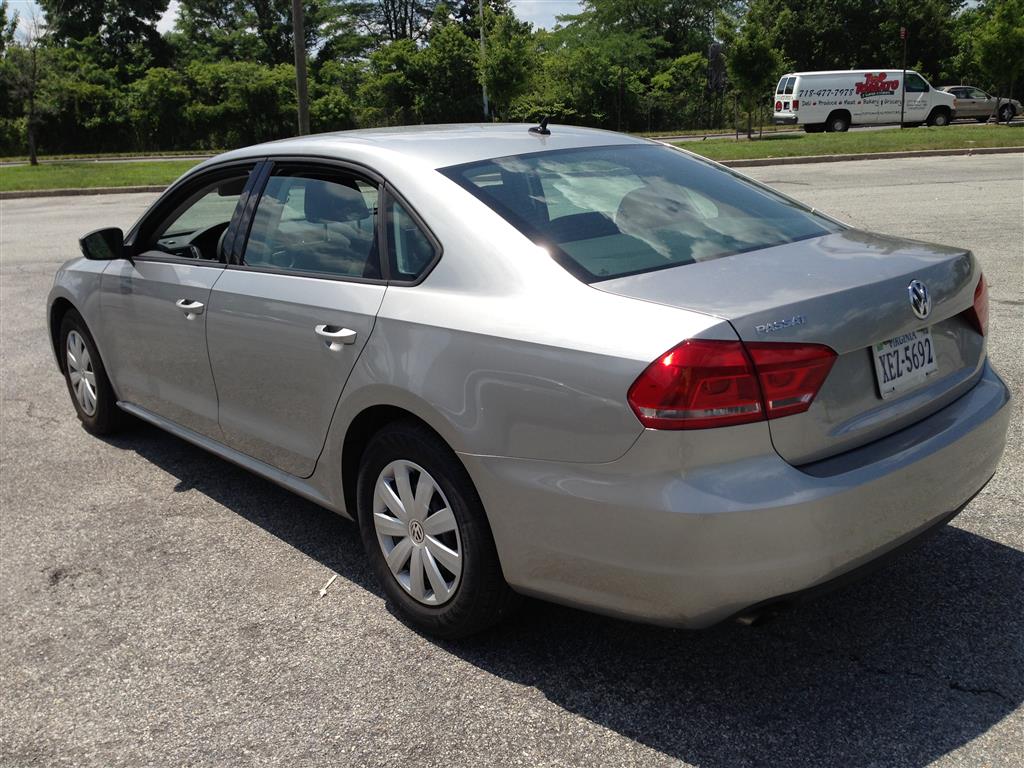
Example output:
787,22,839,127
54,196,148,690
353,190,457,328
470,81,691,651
106,422,1023,768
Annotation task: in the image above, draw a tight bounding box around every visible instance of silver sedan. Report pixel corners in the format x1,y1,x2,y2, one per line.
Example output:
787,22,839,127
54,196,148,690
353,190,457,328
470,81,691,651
47,125,1011,637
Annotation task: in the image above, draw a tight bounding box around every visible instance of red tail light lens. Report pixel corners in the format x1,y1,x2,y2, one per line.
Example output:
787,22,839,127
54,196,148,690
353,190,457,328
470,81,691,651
775,100,782,111
628,340,762,429
792,99,799,111
967,273,988,336
628,340,837,430
745,342,837,419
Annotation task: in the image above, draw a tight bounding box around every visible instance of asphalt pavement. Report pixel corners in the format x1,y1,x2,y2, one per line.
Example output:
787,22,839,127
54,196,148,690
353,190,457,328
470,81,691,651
1,154,1022,767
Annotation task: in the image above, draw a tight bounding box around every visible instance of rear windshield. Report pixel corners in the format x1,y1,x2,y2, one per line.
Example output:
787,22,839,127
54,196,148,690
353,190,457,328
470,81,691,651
441,144,839,282
776,76,796,94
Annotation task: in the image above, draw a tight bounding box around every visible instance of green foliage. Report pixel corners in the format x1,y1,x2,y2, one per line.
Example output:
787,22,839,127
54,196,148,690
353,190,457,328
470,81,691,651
974,0,1024,98
481,11,533,120
1,0,1017,157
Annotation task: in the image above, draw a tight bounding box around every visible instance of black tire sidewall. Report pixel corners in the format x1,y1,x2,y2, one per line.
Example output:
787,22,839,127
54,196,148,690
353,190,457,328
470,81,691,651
355,423,514,638
59,310,120,435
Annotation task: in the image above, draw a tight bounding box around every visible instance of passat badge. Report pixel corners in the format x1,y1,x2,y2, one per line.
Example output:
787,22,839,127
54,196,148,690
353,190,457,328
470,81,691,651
755,315,806,334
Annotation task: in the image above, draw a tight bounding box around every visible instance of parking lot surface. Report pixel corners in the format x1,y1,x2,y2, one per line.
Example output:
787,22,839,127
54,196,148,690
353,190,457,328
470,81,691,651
1,154,1022,767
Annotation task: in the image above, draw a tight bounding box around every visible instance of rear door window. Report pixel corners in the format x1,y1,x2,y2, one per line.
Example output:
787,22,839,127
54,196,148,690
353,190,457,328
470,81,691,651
242,169,381,280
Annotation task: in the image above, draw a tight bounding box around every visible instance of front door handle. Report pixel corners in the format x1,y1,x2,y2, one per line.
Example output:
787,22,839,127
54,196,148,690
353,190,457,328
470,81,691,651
315,325,357,348
175,299,205,317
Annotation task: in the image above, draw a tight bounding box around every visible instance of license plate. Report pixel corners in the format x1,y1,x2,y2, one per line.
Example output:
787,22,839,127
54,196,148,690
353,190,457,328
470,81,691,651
872,328,939,399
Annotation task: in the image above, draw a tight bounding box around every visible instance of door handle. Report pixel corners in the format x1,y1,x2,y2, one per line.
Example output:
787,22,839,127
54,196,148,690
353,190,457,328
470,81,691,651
175,299,205,317
315,325,357,348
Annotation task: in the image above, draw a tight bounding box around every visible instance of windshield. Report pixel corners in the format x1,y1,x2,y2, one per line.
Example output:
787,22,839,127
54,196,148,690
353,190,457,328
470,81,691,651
441,144,840,282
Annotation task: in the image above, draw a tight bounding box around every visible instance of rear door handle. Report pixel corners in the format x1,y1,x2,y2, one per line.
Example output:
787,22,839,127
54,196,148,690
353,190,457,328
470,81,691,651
175,299,205,317
315,325,357,347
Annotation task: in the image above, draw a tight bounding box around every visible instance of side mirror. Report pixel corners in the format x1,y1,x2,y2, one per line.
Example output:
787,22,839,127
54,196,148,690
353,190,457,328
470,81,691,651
79,227,125,261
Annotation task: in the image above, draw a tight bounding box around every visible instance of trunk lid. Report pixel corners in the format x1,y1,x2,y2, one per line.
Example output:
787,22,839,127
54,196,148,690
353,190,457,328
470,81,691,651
596,229,985,465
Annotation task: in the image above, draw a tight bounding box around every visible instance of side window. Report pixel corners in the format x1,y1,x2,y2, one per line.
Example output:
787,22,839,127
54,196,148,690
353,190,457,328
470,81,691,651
904,73,928,93
969,88,989,100
242,170,380,279
142,169,253,261
386,197,437,282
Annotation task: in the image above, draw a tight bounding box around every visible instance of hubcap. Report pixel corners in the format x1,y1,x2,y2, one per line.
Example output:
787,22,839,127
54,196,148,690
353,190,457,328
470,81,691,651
373,460,462,606
66,330,97,416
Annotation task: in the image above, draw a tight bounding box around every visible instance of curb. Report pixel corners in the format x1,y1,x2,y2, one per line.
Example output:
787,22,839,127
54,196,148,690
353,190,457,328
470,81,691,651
2,146,1022,199
1,185,167,200
716,145,1024,168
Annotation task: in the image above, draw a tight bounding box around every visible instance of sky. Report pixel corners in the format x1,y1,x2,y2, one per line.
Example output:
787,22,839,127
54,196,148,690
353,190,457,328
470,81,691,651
8,1,585,35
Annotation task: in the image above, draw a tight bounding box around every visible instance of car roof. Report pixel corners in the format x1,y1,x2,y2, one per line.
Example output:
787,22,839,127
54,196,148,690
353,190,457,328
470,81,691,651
210,123,649,170
782,70,920,77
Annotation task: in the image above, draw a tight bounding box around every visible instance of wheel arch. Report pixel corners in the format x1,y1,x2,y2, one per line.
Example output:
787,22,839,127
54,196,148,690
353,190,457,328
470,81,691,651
825,109,852,130
928,105,952,125
339,403,465,522
48,296,77,372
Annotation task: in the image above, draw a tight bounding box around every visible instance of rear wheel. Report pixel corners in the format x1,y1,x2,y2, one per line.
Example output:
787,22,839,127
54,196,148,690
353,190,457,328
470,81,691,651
59,310,126,435
999,104,1015,123
826,112,850,132
356,421,520,638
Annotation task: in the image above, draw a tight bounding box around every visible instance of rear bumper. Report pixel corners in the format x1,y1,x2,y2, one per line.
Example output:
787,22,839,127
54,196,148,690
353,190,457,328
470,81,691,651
462,361,1011,628
773,114,798,125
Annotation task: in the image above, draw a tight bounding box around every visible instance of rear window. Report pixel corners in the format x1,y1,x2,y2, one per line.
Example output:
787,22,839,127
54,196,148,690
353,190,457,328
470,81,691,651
440,144,840,282
777,76,796,94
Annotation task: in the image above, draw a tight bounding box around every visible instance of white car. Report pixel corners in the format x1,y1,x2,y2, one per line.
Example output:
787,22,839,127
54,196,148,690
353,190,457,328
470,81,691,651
773,70,956,132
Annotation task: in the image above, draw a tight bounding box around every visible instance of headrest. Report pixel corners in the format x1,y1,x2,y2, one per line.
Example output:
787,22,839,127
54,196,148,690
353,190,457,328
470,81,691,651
616,181,700,234
304,178,370,223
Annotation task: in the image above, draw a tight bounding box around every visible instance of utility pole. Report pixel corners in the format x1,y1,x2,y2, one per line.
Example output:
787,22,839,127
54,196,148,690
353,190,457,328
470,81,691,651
479,0,489,120
292,0,310,135
899,25,907,129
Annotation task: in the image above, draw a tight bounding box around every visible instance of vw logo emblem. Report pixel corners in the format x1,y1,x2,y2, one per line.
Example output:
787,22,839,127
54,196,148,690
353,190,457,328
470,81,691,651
409,519,425,545
908,280,931,320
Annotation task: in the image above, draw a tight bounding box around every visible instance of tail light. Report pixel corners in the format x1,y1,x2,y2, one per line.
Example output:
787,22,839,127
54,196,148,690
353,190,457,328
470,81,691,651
792,99,799,111
627,339,837,430
966,273,988,336
775,100,782,111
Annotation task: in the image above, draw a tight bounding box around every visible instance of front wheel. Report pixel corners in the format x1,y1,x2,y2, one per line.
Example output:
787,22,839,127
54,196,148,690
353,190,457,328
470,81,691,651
59,309,126,435
356,421,520,638
928,109,951,127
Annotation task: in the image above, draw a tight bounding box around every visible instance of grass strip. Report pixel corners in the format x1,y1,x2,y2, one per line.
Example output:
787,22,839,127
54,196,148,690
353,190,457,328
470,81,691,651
0,160,202,192
680,125,1024,161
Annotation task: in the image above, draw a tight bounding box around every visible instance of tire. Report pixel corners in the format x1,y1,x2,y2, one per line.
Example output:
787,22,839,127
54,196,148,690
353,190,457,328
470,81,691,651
999,105,1014,123
356,421,521,638
803,124,825,133
927,108,951,127
826,113,850,132
59,309,126,435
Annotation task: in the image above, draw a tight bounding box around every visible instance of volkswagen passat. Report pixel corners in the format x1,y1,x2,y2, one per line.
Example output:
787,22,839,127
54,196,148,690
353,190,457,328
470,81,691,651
48,125,1010,637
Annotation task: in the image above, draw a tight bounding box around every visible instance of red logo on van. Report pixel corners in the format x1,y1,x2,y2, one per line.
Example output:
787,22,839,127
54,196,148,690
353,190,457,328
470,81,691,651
855,73,899,96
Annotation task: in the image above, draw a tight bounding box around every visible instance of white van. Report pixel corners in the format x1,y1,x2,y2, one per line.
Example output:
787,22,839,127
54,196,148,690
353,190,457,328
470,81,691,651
773,70,955,132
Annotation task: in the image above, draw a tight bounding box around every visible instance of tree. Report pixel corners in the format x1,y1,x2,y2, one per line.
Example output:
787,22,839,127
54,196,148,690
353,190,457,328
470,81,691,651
480,10,532,120
415,20,480,122
358,38,420,124
0,0,18,54
38,1,170,79
2,14,53,163
974,0,1024,107
722,20,784,136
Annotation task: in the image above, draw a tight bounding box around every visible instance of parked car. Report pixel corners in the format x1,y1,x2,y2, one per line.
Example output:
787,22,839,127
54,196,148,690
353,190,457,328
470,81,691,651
48,124,1010,638
773,69,955,131
940,85,1020,122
